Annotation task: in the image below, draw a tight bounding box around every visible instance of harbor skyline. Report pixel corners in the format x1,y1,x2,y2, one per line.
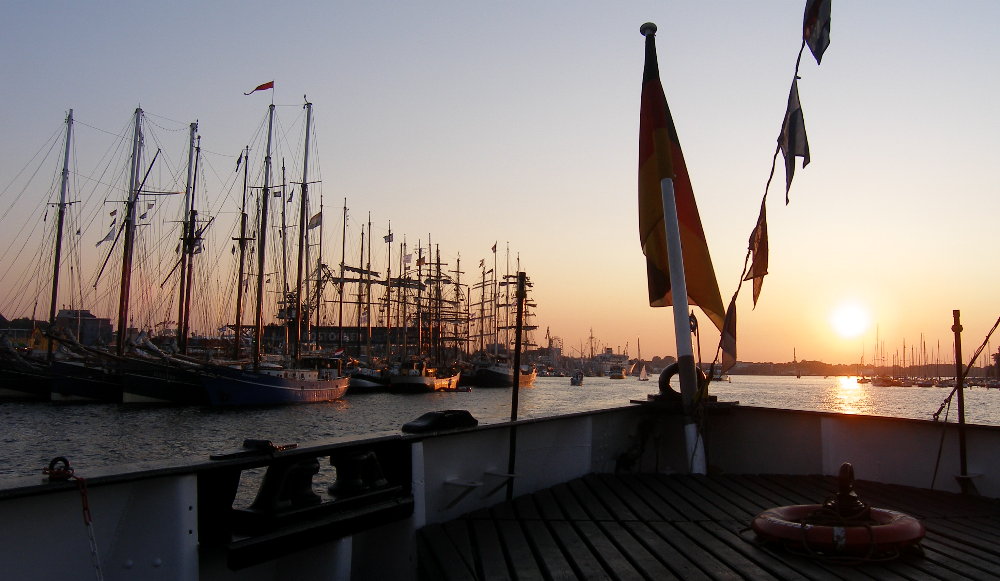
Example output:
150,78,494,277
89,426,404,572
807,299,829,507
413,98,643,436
2,1,998,366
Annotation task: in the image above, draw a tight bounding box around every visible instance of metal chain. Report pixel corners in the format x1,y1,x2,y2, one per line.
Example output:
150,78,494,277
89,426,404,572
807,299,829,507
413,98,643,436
43,459,104,580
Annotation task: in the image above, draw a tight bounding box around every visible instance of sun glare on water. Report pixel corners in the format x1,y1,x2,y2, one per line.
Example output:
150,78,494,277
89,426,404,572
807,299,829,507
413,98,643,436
830,302,870,339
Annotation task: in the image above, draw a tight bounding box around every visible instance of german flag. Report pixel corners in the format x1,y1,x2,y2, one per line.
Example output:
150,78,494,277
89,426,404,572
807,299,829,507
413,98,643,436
638,23,724,332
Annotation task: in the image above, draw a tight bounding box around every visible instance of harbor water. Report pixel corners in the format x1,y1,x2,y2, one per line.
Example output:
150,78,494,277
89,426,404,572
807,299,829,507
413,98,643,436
2,374,998,479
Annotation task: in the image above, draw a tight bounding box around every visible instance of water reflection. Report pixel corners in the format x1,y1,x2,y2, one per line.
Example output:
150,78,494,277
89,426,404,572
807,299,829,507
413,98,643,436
834,376,865,415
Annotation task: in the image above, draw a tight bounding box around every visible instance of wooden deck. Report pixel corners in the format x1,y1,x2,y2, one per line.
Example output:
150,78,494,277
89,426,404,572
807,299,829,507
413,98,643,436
417,473,1000,580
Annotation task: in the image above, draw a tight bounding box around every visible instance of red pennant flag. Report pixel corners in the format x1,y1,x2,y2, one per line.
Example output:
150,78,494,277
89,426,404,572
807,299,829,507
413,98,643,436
244,81,274,95
638,24,725,332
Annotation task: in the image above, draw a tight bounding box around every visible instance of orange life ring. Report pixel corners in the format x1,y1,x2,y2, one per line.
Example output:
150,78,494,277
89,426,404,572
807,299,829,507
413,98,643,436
751,504,925,556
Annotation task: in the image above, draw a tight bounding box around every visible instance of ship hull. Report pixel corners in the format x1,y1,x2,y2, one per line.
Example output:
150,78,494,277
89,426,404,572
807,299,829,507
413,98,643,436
199,364,349,405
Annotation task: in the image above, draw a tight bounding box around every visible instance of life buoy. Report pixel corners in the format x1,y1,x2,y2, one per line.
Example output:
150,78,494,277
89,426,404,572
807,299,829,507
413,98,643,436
751,504,925,556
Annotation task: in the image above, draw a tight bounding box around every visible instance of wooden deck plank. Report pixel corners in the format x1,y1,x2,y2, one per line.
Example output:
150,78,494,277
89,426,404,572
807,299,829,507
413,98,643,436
442,520,479,575
417,527,451,581
548,520,613,580
673,520,782,580
521,519,579,580
620,520,714,581
421,474,1000,581
574,520,644,580
699,520,825,581
490,498,518,521
496,519,544,580
568,478,615,521
419,523,477,580
899,551,994,581
707,474,788,515
766,474,836,504
740,475,819,506
583,474,637,521
637,475,712,521
585,474,651,521
595,474,662,520
513,492,541,520
472,518,512,581
619,474,686,521
672,474,760,522
919,537,1000,580
550,482,591,521
656,475,734,521
857,484,945,517
599,520,679,579
646,521,744,580
533,487,569,521
925,517,1000,555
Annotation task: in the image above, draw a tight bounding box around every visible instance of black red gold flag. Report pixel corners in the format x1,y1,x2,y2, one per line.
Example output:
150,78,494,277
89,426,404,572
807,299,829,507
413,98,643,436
638,24,725,332
778,79,810,203
803,0,832,65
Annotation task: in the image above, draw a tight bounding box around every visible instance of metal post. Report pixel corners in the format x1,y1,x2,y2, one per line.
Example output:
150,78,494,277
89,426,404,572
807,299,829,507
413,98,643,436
659,174,706,474
506,272,527,500
952,310,973,493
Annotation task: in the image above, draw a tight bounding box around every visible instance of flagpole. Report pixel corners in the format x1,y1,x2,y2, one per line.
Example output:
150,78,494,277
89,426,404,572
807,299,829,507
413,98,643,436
641,22,706,474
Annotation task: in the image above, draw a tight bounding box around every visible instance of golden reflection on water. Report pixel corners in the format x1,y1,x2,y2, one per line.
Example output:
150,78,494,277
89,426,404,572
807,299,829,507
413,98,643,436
834,376,865,415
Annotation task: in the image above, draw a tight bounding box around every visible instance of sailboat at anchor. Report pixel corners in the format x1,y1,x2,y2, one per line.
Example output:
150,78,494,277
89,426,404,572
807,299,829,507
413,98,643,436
198,98,349,405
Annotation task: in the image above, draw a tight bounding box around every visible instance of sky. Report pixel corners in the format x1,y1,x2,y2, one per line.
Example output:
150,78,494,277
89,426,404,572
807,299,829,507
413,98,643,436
1,1,999,366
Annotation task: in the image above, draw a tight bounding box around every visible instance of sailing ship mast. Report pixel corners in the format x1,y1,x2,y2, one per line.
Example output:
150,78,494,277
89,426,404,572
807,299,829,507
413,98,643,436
177,123,199,354
384,221,393,359
232,145,251,360
292,100,313,361
365,214,373,358
252,104,276,371
312,178,323,344
337,198,347,348
116,108,144,357
279,160,290,357
46,109,74,362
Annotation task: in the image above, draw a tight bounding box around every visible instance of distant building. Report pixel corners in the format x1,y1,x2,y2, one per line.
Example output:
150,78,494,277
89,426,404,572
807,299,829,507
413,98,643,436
55,309,113,346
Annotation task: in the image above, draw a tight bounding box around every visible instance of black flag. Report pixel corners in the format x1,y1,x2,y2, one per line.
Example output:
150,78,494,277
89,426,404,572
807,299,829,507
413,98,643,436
803,0,832,65
778,79,810,203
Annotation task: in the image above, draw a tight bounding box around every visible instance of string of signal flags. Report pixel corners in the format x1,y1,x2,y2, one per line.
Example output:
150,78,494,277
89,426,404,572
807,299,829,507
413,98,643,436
636,0,831,379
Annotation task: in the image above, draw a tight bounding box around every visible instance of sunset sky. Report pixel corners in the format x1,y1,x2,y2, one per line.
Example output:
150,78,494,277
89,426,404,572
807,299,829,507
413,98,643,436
1,1,998,367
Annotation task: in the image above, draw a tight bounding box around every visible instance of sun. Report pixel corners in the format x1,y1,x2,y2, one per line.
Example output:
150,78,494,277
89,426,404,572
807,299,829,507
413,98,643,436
830,302,870,339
